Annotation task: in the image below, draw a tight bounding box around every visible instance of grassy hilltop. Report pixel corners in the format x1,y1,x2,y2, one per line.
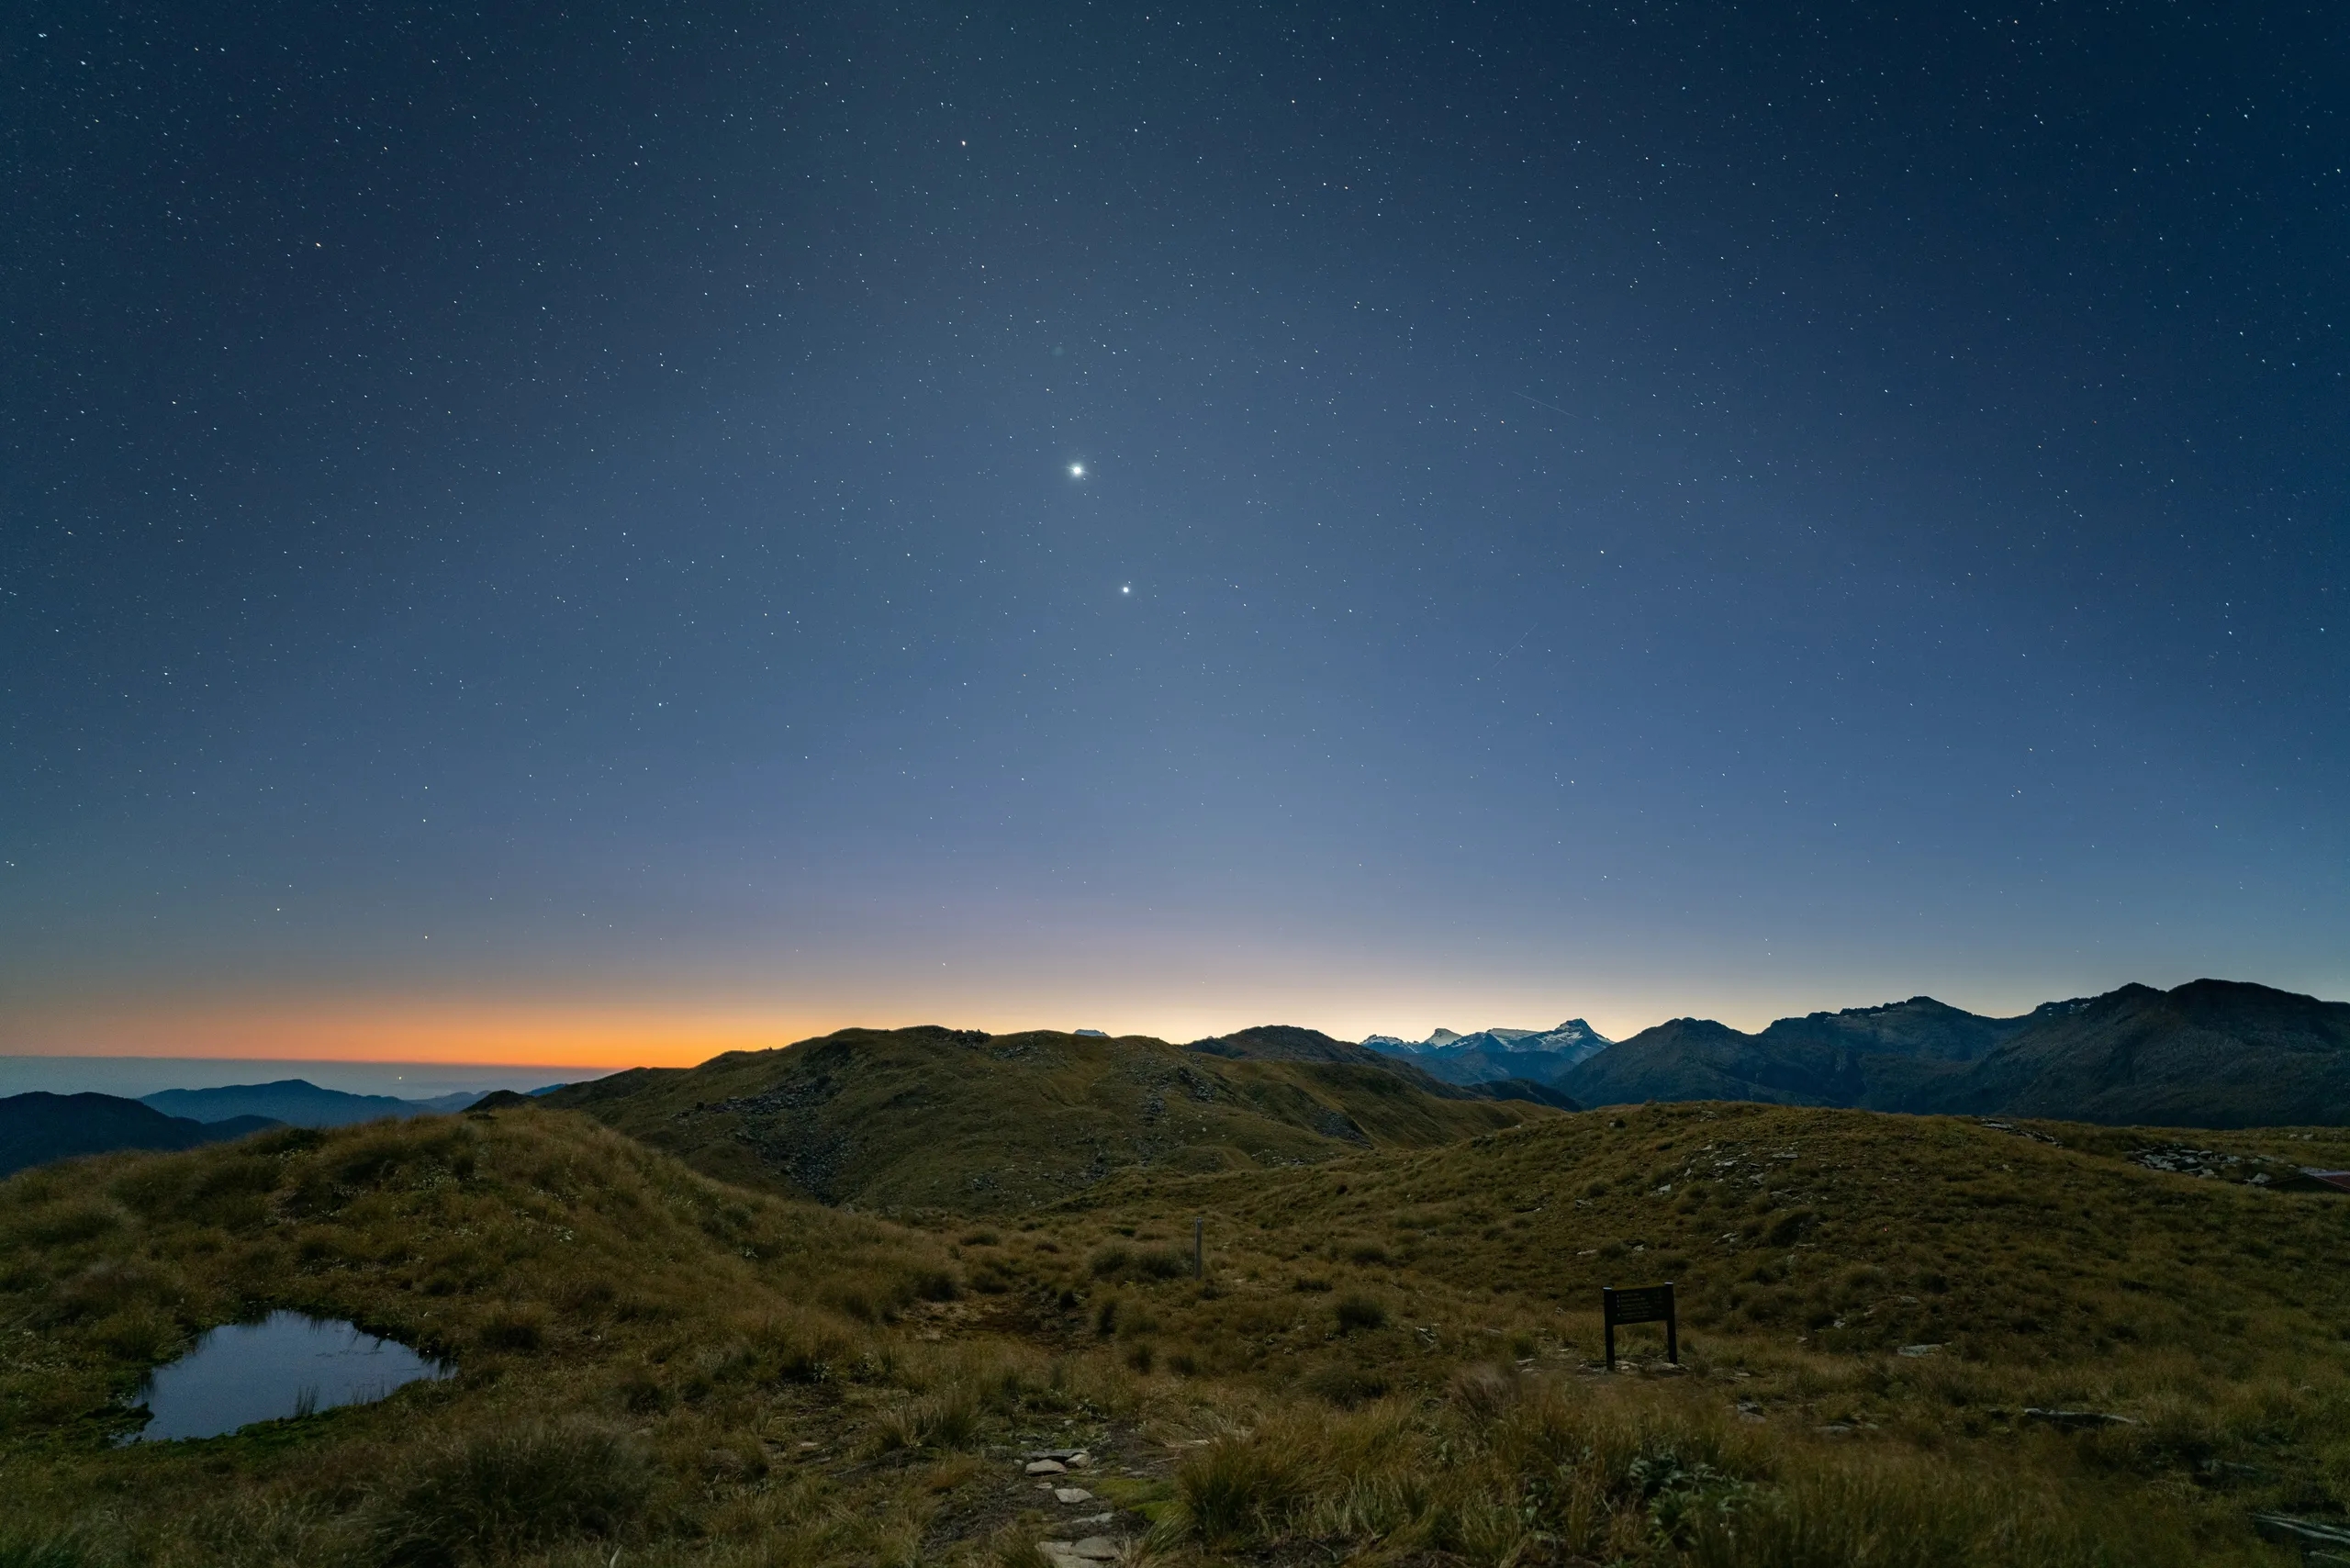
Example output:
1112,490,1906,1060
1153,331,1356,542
543,1025,1551,1211
2,1090,2347,1567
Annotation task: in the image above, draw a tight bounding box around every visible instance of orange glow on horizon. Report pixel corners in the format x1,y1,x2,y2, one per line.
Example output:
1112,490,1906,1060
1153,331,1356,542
0,1002,856,1071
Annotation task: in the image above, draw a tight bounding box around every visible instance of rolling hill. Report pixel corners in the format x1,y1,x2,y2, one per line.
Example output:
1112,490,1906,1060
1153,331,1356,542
6,1082,2348,1565
0,1092,280,1177
543,1024,1561,1211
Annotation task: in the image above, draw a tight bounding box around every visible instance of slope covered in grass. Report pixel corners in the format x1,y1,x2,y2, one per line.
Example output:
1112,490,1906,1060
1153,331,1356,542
543,1025,1551,1211
1074,1102,2350,1366
6,1097,2345,1568
1013,1103,2350,1564
0,1102,1126,1567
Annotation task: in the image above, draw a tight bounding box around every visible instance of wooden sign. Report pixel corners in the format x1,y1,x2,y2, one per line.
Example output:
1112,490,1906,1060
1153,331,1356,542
1602,1282,1678,1370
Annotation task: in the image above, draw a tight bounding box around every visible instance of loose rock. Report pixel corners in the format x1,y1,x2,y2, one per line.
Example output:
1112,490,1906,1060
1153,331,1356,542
1039,1540,1124,1568
2022,1407,2142,1430
1054,1487,1093,1504
1025,1459,1068,1475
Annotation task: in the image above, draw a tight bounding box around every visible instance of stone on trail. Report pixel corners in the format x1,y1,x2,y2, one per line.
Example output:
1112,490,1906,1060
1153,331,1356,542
1039,1540,1124,1568
1054,1486,1093,1504
1025,1459,1068,1475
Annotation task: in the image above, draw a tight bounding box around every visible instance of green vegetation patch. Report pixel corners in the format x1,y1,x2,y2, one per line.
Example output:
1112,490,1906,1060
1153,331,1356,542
3,1097,2345,1566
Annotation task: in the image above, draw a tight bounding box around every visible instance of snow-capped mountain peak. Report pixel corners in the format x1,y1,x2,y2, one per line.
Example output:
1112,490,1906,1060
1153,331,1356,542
1360,1019,1611,1062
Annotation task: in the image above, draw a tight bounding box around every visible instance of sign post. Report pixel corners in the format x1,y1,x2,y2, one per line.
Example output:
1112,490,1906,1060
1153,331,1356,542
1602,1282,1677,1370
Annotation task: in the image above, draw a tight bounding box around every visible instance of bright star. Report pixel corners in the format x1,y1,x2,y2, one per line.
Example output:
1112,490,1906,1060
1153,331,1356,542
1069,463,1085,477
1120,584,1132,595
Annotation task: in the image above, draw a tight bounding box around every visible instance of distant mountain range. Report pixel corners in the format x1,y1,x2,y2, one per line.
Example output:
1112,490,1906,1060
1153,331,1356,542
1187,1025,1580,1110
1401,980,2349,1127
5,980,2337,1191
1362,1019,1613,1085
140,1079,499,1127
0,1077,587,1178
0,1092,281,1178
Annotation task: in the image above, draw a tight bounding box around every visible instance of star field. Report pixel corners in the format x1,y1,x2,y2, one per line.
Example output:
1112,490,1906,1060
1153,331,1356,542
4,1,2344,1057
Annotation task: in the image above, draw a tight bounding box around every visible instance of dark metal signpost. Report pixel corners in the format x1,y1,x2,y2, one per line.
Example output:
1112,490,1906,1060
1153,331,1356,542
1602,1282,1677,1370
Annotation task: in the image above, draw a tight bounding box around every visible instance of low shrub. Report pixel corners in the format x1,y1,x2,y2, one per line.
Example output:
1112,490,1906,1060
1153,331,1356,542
1334,1292,1388,1333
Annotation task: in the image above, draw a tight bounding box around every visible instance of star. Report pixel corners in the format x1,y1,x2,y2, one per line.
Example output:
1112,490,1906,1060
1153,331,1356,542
1069,463,1085,477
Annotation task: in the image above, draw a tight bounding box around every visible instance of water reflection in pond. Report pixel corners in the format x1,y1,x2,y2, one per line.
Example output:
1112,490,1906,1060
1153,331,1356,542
129,1311,451,1441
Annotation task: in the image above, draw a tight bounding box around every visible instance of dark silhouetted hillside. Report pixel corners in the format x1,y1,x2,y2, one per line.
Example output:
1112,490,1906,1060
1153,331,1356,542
1754,995,2023,1064
0,1092,279,1177
1183,1025,1578,1107
1943,980,2350,1127
140,1079,482,1127
1556,980,2350,1126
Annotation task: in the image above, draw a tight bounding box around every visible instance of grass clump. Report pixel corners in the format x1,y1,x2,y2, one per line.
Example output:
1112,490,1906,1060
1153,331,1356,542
373,1420,649,1567
1090,1241,1190,1282
859,1387,983,1457
1172,1429,1312,1549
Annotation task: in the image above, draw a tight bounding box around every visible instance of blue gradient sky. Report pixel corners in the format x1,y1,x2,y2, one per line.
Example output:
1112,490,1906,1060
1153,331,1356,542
6,1,2344,1063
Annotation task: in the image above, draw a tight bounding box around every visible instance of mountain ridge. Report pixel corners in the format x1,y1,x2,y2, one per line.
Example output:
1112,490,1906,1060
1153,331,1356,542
1361,1019,1613,1086
1555,979,2350,1126
543,1024,1561,1211
0,1092,281,1178
140,1079,486,1127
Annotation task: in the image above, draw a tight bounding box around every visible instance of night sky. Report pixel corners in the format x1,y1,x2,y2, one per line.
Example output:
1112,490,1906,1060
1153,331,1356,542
6,1,2345,1065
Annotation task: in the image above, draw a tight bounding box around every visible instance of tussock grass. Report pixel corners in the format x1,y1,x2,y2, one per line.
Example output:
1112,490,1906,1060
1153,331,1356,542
373,1420,648,1567
2,1097,2343,1565
0,1538,97,1568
